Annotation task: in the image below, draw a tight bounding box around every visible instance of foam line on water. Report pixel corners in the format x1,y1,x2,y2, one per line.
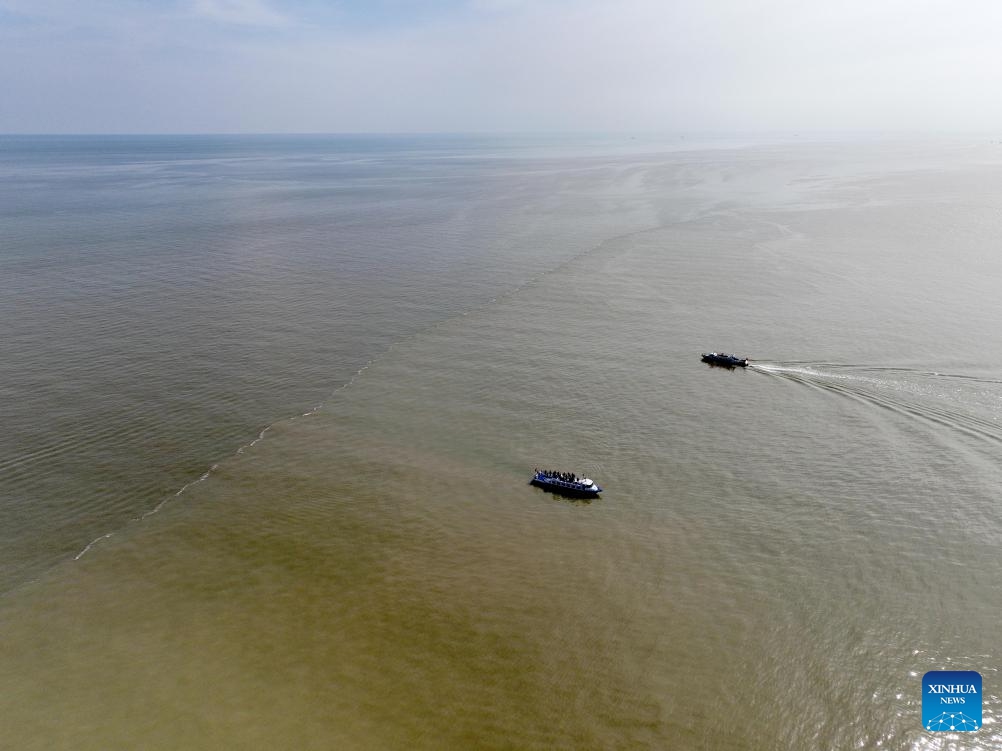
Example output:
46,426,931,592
66,223,667,564
68,358,382,562
73,533,113,561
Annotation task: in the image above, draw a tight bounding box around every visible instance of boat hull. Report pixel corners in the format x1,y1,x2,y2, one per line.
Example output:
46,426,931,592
701,353,748,368
531,475,602,498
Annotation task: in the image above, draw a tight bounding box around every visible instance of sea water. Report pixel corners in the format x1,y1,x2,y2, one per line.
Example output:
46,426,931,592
1,134,1000,749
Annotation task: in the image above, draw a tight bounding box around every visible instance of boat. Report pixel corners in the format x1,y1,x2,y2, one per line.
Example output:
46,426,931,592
701,352,749,368
531,469,602,497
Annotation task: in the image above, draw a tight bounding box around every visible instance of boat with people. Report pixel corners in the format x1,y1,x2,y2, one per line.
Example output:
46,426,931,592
531,469,602,497
701,352,749,368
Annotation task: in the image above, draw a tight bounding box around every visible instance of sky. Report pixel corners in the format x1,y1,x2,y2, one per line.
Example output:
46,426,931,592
2,0,1002,134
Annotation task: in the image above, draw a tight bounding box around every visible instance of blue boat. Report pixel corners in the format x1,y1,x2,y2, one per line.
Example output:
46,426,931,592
531,469,602,497
701,352,748,368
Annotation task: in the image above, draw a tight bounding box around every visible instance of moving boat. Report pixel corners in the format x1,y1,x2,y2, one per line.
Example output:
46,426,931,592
531,470,602,497
701,352,749,368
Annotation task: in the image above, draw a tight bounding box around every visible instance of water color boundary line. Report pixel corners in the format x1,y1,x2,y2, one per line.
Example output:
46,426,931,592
71,359,377,562
8,173,812,592
69,218,676,563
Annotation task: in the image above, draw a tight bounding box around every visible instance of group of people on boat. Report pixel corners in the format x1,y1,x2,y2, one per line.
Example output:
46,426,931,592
535,469,581,483
532,468,602,496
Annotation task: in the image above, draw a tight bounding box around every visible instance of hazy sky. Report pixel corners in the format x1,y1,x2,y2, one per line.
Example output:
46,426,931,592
2,0,1001,134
